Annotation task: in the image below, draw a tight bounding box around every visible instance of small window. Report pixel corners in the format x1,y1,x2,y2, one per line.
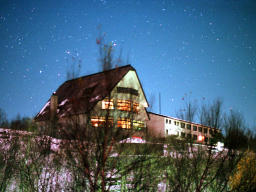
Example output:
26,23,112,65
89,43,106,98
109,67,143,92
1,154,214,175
166,119,168,124
174,121,176,125
102,99,114,109
177,122,179,126
199,127,202,132
193,126,197,131
132,102,139,113
169,119,171,124
181,132,185,138
204,128,208,134
186,124,191,130
166,129,168,135
193,135,197,140
181,123,185,128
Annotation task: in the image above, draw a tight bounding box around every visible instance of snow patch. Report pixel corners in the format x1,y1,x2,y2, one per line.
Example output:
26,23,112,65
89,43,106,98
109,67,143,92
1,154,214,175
38,101,50,115
120,136,146,144
59,99,68,106
90,95,101,102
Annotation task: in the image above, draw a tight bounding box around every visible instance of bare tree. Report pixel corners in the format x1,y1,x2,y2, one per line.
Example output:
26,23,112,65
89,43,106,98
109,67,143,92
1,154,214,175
0,108,8,128
65,50,82,80
200,99,223,130
50,34,150,191
176,94,197,122
162,99,248,192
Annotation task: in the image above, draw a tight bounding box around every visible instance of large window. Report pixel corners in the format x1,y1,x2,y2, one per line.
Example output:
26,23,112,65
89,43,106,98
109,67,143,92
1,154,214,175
117,118,131,129
102,99,114,109
91,117,113,127
117,99,139,113
133,120,145,130
117,99,131,111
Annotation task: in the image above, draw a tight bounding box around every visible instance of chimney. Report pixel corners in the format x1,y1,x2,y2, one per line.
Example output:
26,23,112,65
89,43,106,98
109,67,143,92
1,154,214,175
50,92,58,121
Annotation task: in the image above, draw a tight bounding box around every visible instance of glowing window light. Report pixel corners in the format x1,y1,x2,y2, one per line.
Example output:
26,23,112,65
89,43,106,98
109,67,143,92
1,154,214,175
91,117,113,127
198,135,205,142
133,102,140,113
102,99,114,109
117,118,131,129
117,100,131,111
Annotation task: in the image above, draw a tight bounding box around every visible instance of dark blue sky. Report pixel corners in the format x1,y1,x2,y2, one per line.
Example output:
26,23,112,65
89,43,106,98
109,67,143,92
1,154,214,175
0,0,255,128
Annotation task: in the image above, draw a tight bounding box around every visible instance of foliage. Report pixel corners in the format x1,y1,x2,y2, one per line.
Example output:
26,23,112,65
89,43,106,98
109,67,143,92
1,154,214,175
229,150,256,192
0,134,19,191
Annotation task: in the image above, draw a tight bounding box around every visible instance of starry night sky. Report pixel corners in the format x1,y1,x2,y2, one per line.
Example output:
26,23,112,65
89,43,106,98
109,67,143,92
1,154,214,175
0,0,255,128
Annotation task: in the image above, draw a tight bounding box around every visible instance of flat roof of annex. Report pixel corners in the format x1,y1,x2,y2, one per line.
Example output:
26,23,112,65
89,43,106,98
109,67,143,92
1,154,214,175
148,112,219,130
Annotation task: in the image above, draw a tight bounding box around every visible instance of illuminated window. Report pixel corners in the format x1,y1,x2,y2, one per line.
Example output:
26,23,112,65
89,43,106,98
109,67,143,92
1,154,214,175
91,117,113,127
117,100,131,111
91,117,105,127
117,118,131,129
198,135,205,142
133,120,145,130
102,99,114,109
132,102,139,113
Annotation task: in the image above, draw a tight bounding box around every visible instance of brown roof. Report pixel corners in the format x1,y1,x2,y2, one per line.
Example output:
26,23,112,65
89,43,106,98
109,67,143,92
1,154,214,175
35,65,135,121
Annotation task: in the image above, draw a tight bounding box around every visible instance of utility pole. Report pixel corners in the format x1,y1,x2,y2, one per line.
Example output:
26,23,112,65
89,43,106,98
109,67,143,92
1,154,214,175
159,92,161,114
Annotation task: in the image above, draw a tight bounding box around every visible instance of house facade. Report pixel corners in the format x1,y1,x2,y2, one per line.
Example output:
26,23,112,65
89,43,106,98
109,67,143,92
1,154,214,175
146,112,219,144
35,65,149,137
35,65,219,143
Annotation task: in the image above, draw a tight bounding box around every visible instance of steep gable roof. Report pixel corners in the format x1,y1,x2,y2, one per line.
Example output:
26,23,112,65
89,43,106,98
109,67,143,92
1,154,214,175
35,65,135,121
